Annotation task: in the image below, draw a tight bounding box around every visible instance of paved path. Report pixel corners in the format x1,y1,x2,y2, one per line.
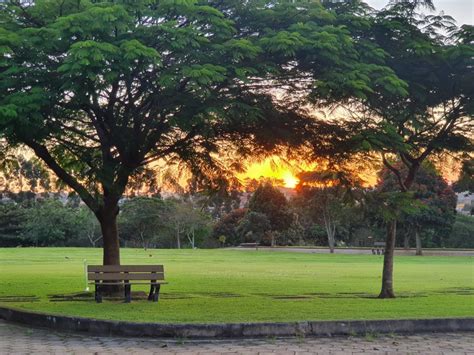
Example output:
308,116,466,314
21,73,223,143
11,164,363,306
232,247,474,256
0,320,472,354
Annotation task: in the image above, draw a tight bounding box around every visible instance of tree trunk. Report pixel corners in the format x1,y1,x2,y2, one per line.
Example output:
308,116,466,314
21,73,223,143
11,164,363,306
328,234,335,254
403,234,409,250
100,211,120,266
379,220,397,299
323,212,335,254
176,230,181,249
415,231,422,256
97,199,121,295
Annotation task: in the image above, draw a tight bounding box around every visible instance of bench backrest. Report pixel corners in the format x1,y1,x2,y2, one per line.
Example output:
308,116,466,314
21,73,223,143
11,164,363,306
87,265,165,281
373,242,385,247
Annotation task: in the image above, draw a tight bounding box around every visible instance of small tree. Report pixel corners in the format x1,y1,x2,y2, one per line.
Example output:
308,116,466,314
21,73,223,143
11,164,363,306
295,171,361,253
119,197,167,249
447,215,474,248
76,206,102,247
212,208,247,246
237,211,271,244
21,199,77,246
247,183,292,246
0,201,26,247
377,162,457,255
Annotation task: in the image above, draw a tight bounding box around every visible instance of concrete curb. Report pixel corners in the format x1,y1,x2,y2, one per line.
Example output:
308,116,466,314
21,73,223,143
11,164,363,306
1,306,473,339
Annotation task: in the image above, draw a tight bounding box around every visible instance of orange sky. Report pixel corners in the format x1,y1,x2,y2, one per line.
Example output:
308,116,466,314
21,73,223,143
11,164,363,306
239,154,461,190
238,157,303,188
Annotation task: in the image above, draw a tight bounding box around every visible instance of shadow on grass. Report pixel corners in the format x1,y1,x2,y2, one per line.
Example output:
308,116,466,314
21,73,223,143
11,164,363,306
2,287,470,303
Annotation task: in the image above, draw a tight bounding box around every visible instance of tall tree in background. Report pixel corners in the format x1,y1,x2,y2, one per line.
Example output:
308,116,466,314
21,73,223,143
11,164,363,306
453,159,474,194
295,171,362,253
1,0,352,268
303,0,473,298
247,183,292,245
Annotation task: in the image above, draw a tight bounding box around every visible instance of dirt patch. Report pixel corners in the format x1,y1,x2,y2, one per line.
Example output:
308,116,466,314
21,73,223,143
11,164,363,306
48,291,150,302
0,295,39,302
196,292,243,298
161,293,196,300
272,295,312,300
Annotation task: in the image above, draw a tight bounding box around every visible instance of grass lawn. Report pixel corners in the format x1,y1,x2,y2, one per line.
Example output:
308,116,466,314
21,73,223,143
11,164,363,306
0,248,472,323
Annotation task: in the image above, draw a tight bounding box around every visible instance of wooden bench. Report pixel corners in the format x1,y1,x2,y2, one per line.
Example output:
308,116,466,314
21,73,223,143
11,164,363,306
239,242,259,249
87,265,167,303
372,242,385,255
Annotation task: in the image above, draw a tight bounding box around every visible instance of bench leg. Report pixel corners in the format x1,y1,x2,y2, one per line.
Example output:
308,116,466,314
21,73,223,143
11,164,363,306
153,284,161,302
95,283,102,303
124,283,131,303
148,284,155,301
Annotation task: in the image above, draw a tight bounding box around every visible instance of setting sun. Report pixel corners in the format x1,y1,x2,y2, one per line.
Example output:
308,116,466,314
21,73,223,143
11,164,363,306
238,157,304,189
283,172,299,188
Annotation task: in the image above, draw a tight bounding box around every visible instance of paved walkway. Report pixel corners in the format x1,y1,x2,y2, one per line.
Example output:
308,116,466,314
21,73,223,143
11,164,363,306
232,247,474,256
0,320,472,354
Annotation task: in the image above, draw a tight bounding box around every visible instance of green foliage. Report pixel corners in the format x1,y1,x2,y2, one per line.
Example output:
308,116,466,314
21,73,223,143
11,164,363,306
212,208,247,246
119,197,169,249
237,211,271,244
446,215,474,248
21,199,82,246
453,159,474,193
375,162,457,247
248,183,293,232
293,170,363,248
0,202,26,247
304,2,473,189
0,0,341,221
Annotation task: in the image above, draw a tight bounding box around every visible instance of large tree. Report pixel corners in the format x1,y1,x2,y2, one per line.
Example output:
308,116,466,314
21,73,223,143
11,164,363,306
303,0,473,298
1,0,351,266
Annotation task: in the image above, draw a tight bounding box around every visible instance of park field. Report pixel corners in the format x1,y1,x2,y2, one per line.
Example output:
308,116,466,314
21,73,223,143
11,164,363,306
0,248,472,323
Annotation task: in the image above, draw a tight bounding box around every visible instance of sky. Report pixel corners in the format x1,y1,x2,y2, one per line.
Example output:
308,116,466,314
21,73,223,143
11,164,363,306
366,0,473,25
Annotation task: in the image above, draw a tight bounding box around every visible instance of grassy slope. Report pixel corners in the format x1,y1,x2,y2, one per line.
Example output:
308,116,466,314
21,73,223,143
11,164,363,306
0,248,472,323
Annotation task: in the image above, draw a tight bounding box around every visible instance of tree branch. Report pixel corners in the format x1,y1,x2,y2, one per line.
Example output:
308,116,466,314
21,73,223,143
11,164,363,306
25,140,99,212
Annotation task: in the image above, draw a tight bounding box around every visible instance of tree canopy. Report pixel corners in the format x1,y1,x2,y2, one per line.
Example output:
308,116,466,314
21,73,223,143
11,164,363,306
0,0,355,265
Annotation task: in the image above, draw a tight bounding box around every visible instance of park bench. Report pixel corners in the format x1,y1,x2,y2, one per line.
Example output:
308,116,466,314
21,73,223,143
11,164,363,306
87,265,167,303
239,242,259,249
372,242,385,255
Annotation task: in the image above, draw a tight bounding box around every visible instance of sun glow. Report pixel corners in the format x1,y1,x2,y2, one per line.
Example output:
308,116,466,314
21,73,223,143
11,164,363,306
282,171,299,188
238,157,306,190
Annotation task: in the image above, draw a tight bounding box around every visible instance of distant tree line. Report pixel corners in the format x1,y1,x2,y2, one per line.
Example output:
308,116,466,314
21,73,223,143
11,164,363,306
0,194,214,249
1,158,472,249
213,163,473,250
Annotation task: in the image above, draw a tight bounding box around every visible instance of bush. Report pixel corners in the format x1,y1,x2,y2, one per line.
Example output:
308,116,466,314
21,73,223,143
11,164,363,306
446,215,474,248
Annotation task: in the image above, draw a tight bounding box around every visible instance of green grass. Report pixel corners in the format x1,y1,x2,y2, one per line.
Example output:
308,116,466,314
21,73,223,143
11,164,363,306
0,248,473,323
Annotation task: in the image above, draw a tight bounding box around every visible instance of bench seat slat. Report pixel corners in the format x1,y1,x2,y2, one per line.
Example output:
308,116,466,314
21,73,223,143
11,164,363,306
88,272,165,281
88,265,163,273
